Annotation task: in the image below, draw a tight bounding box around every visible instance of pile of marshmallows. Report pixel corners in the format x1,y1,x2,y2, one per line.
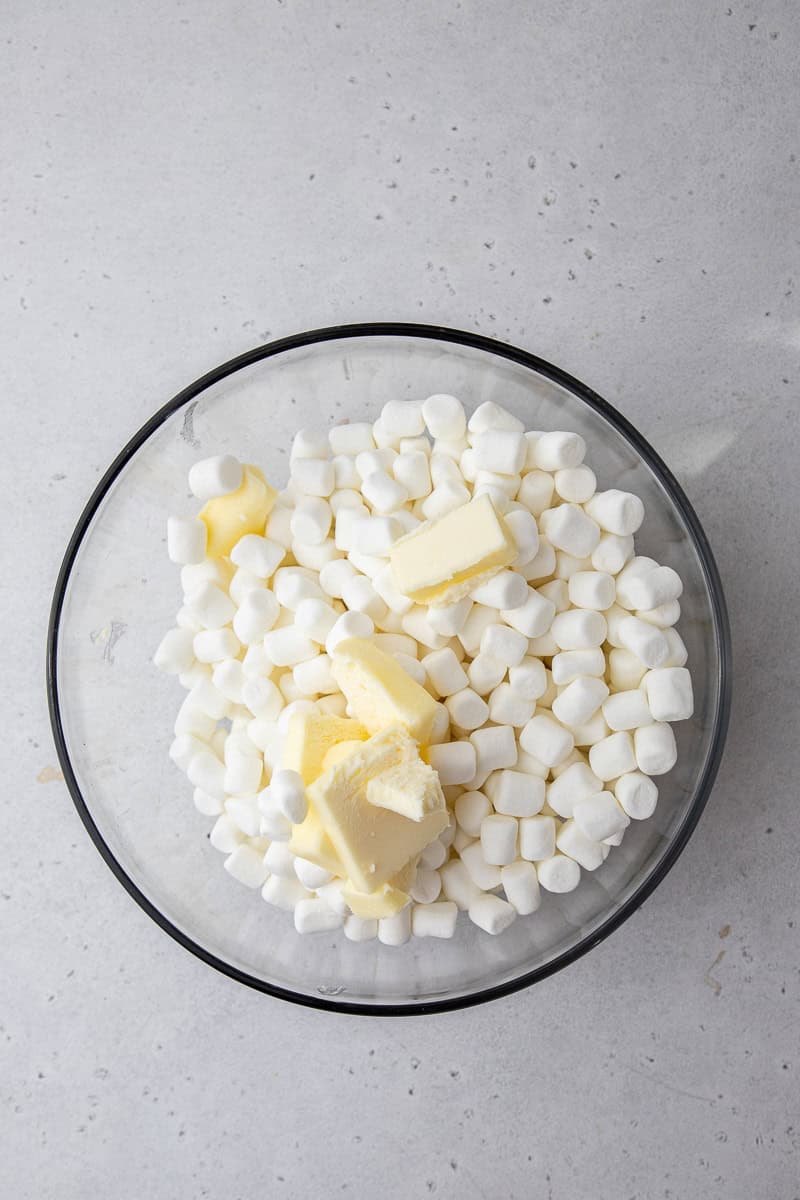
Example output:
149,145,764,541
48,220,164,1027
156,393,693,944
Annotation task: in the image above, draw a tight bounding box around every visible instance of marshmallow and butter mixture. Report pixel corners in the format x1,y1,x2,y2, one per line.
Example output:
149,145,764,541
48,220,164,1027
156,394,694,944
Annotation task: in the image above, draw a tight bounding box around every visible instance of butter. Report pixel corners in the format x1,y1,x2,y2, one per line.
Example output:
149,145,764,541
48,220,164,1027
198,465,277,559
330,637,439,744
288,806,343,876
322,739,366,772
366,756,444,822
283,713,368,786
341,859,418,919
389,492,517,606
307,725,448,892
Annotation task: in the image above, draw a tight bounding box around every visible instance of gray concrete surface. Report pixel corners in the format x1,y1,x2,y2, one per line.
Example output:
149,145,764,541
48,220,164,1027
2,1,798,1196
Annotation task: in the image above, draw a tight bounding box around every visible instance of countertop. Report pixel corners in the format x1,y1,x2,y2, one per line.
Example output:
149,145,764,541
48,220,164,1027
3,1,798,1196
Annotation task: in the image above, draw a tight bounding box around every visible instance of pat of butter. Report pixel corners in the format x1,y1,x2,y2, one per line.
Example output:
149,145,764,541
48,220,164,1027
330,637,439,744
283,713,368,785
307,725,447,893
322,739,366,772
199,464,277,559
342,862,417,919
288,806,343,876
366,756,444,822
389,493,517,606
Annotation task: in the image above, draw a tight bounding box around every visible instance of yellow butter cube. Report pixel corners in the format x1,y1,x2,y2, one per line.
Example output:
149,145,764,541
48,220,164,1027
366,756,444,822
288,806,343,876
198,464,277,559
283,713,368,786
330,637,439,744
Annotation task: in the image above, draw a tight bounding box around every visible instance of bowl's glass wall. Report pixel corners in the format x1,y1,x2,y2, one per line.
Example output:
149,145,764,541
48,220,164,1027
55,334,723,1007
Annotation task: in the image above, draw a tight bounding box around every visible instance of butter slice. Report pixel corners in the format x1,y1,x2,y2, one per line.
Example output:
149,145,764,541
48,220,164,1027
342,860,418,919
330,638,438,744
389,493,517,606
307,725,447,892
288,806,343,876
322,739,366,772
366,757,444,822
283,713,368,786
199,464,277,559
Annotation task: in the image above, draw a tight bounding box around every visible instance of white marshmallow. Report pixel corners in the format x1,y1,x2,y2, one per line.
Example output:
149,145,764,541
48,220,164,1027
187,677,229,720
351,515,402,556
604,604,630,648
504,509,540,566
588,731,637,781
551,608,607,650
176,604,204,634
538,668,558,710
427,740,477,786
471,570,528,611
293,857,333,891
344,915,378,942
554,465,596,503
341,575,386,621
230,534,285,578
480,623,528,667
644,667,694,721
187,749,226,798
532,431,586,471
212,658,246,705
188,454,243,501
427,597,473,637
263,841,297,879
468,401,524,434
209,814,245,854
536,853,581,892
290,457,335,498
615,771,659,819
294,898,344,934
291,428,329,460
457,604,500,654
501,861,541,915
435,436,469,461
399,435,431,456
552,677,610,727
508,657,547,701
393,450,431,499
224,794,262,836
401,608,449,650
468,893,517,935
556,820,605,870
454,790,491,837
518,812,557,862
261,875,310,910
263,627,319,668
479,814,518,866
585,489,645,535
290,497,332,545
520,714,574,767
361,470,408,513
471,431,527,475
634,722,678,775
193,787,223,816
228,567,264,607
486,769,545,817
573,791,630,842
410,868,442,905
608,648,647,691
332,457,361,490
233,589,280,644
540,504,600,558
169,733,209,772
292,598,338,644
186,581,235,629
319,557,357,599
421,480,471,520
378,906,412,946
538,578,570,613
328,423,375,456
440,860,482,909
470,725,518,779
174,695,216,739
421,648,468,697
273,568,324,610
520,539,557,582
316,693,348,717
193,628,241,663
517,470,555,516
412,900,457,938
241,677,283,721
311,879,349,916
420,838,448,870
154,627,195,674
334,504,368,552
444,688,488,732
568,571,616,611
371,632,418,659
422,393,467,439
372,420,398,448
591,532,635,575
488,683,534,728
430,453,463,487
618,616,670,668
662,628,689,667
550,648,606,685
554,552,594,582
380,399,425,438
293,654,337,696
394,653,426,686
467,653,506,695
637,599,681,627
265,505,293,548
602,689,653,731
372,563,415,615
501,588,556,638
167,515,207,565
355,448,395,480
619,565,683,611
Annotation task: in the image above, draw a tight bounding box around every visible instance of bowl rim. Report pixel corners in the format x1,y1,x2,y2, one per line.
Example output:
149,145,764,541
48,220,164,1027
46,321,732,1016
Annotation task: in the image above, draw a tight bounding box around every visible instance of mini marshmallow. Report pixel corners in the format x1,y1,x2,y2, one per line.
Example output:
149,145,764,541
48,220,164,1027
328,422,375,456
290,497,332,545
615,771,659,820
551,609,607,650
291,598,337,644
167,515,207,565
602,689,653,731
316,693,348,717
372,421,397,448
573,791,630,842
422,480,471,520
550,648,606,686
501,861,541,915
400,435,432,456
332,457,361,490
230,533,285,578
291,428,329,460
536,853,581,892
427,596,473,637
568,571,616,611
486,769,545,817
519,813,557,861
264,840,298,879
187,678,230,720
176,605,204,634
261,875,310,910
444,687,489,732
467,653,507,695
377,906,412,946
431,705,453,747
434,436,469,460
274,568,324,610
471,431,527,475
420,838,448,870
637,599,681,628
554,464,596,504
422,393,467,439
154,628,195,675
480,814,518,866
430,453,463,487
344,915,378,942
556,820,605,871
263,628,319,668
187,581,236,630
174,695,217,739
188,454,243,501
355,448,396,480
228,567,264,607
361,470,408,513
411,900,457,938
540,504,600,558
661,625,689,666
454,790,492,837
520,540,557,583
520,714,574,767
341,575,386,621
209,814,245,854
468,400,524,434
488,683,534,728
592,532,634,575
552,677,610,727
225,794,262,836
290,457,335,498
169,733,209,772
504,509,540,566
470,724,518,778
517,470,555,516
380,399,425,438
532,431,586,471
393,450,431,499
293,857,334,891
410,868,442,905
401,608,449,651
634,722,678,775
233,589,280,644
588,731,637,781
293,654,337,696
193,786,224,816
193,628,241,663
538,669,558,710
604,604,630,648
501,589,556,638
471,570,528,611
319,557,357,599
265,504,293,548
585,489,645,536
457,604,501,655
372,632,418,658
351,515,402,556
538,578,570,613
440,859,482,909
294,898,345,934
187,749,226,798
618,617,670,668
372,563,415,615
212,658,246,705
644,667,694,721
427,740,477,786
508,657,547,700
241,677,283,721
468,893,517,935
480,623,528,667
618,565,683,611
395,653,427,686
334,504,368,552
277,674,305,704
608,647,647,691
422,647,469,696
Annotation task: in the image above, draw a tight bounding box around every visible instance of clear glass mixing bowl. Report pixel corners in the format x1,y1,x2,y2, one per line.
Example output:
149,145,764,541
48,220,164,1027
47,324,731,1014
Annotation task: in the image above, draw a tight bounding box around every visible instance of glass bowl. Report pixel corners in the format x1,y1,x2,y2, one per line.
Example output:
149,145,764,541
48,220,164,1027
47,324,731,1015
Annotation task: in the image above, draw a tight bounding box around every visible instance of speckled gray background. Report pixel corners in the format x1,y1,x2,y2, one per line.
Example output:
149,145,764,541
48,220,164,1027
3,1,799,1196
